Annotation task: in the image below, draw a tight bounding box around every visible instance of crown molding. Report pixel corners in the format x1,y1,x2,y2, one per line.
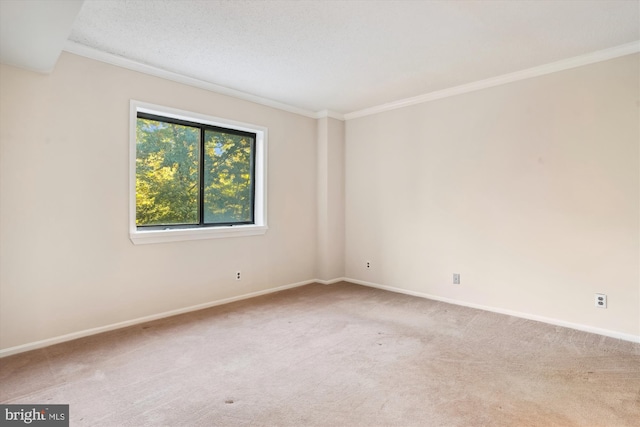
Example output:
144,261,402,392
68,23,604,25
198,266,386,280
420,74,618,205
63,40,320,119
315,109,345,120
63,40,638,123
344,41,640,120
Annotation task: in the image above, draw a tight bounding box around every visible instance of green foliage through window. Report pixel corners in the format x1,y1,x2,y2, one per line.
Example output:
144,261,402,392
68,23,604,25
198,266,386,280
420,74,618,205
136,114,255,228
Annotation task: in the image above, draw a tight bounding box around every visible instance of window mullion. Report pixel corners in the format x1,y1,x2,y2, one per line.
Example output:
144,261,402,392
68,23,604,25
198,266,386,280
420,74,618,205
199,127,205,226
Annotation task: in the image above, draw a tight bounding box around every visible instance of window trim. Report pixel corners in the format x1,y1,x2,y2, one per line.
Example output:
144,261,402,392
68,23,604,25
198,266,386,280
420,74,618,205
129,100,268,244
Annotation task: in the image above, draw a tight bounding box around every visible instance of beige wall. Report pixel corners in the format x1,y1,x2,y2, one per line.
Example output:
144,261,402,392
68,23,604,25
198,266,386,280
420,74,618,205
317,117,345,281
345,54,640,337
0,52,318,350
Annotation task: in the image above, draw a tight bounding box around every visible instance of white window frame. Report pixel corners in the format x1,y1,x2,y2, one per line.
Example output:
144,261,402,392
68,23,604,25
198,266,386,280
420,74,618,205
129,100,268,244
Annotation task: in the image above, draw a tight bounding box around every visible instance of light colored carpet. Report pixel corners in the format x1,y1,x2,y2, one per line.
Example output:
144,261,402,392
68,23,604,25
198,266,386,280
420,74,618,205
1,282,639,426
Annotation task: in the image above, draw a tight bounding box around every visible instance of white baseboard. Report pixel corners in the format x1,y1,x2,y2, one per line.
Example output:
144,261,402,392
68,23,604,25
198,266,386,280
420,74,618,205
346,278,640,344
316,277,347,285
0,279,317,358
3,277,637,357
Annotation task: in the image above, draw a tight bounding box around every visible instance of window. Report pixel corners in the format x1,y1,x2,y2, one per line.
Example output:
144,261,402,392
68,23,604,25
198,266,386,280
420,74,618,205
130,101,267,244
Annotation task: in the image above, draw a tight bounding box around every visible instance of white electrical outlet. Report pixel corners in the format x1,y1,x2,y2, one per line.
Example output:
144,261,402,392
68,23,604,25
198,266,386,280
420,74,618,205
236,271,241,281
594,293,607,308
366,260,371,270
453,273,460,285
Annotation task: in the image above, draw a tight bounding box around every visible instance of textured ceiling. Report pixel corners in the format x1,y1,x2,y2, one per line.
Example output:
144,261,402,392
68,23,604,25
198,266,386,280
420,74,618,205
68,0,639,115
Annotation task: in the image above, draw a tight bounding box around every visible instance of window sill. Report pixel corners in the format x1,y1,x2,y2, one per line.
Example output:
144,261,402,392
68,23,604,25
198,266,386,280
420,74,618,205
130,224,268,245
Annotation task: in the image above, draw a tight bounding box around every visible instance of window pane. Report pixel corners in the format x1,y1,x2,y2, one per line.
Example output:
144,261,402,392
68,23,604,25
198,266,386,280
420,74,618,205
136,118,200,226
203,130,254,224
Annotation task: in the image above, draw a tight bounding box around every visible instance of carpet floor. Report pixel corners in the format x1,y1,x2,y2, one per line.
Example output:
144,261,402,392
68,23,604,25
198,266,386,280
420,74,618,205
1,282,639,426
